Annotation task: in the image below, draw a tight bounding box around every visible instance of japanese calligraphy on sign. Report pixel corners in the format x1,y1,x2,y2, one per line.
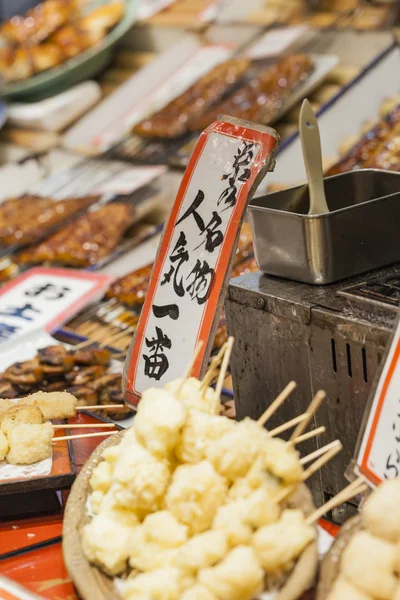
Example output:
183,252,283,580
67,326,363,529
124,117,278,405
355,314,400,486
0,268,112,345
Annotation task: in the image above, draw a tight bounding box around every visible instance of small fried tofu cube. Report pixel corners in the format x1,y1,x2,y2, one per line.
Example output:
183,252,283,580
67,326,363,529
173,530,228,574
0,430,9,460
27,391,77,420
228,457,282,500
252,509,315,573
89,490,104,514
213,502,252,548
327,576,374,600
262,437,303,484
120,568,183,600
82,508,138,576
198,546,264,600
181,585,218,600
341,531,397,600
363,479,400,542
134,388,186,459
176,410,234,464
166,377,222,415
1,405,44,436
166,460,227,535
6,422,53,465
90,460,113,493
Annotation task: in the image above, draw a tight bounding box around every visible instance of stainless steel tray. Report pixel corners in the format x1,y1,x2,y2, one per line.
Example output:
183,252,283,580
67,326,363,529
249,169,400,285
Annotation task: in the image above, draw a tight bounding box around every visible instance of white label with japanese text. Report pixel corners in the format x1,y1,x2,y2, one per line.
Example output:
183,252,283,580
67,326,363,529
356,316,400,486
0,268,112,345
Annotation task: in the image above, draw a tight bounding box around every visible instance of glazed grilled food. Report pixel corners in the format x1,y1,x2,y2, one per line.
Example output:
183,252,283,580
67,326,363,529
0,194,96,248
190,54,314,132
0,0,125,82
18,203,134,267
0,346,132,419
134,59,251,139
106,263,154,306
327,104,400,176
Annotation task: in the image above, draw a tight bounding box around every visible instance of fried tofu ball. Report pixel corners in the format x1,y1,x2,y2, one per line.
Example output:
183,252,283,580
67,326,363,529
263,437,303,484
228,457,282,500
135,388,187,459
111,438,170,516
82,508,138,576
363,479,400,542
206,418,268,482
6,422,53,465
341,531,397,600
181,585,218,600
27,391,77,420
327,576,374,600
213,502,252,547
89,490,104,514
90,460,112,494
1,405,44,436
173,530,228,574
165,461,227,535
129,511,188,572
166,377,222,415
243,487,281,529
252,509,316,573
198,546,264,600
0,430,9,460
120,568,183,600
176,410,234,463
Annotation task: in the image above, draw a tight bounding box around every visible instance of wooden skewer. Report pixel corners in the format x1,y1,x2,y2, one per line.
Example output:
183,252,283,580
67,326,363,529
99,326,135,349
53,430,118,442
52,423,116,429
300,440,341,466
257,381,297,427
268,414,307,437
76,404,125,411
215,336,234,398
306,476,368,525
275,440,342,503
290,426,326,445
289,390,326,441
200,342,228,391
177,340,204,397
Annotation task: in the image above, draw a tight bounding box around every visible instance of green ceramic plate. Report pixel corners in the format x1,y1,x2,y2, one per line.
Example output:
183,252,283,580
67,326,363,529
0,0,137,102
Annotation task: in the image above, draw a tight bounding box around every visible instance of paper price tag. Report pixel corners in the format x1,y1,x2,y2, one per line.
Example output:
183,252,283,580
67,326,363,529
355,314,400,485
0,268,112,345
124,117,278,405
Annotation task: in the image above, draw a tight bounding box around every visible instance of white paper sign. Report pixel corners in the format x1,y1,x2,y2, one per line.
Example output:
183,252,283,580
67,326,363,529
356,316,400,485
245,25,308,60
125,118,278,405
0,268,112,346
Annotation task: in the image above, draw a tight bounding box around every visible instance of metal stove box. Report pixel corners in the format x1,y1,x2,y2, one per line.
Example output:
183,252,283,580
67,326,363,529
226,265,400,522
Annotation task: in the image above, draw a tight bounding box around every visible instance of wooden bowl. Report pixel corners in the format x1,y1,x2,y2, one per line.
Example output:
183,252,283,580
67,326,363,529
63,432,319,600
316,515,363,600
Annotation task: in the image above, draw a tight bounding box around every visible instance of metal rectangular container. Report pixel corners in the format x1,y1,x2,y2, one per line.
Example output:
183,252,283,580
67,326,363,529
249,169,400,285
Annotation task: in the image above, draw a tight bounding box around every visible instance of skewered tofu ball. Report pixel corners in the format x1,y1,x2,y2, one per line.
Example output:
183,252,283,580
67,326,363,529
228,457,282,500
173,530,228,574
111,439,171,516
362,478,400,543
327,576,374,600
176,410,234,464
6,422,53,465
340,531,397,600
134,388,186,459
198,546,264,600
0,405,44,436
120,567,183,600
129,510,188,572
251,509,316,574
181,585,218,600
206,418,268,482
262,437,303,484
0,430,9,460
165,460,227,535
26,391,77,420
82,507,138,576
165,377,222,415
213,501,252,547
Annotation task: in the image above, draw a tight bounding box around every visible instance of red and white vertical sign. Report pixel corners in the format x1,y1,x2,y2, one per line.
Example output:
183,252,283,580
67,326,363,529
356,314,400,486
124,117,278,406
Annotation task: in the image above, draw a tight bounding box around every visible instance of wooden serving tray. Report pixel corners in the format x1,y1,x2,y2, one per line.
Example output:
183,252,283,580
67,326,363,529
316,515,363,600
63,431,319,600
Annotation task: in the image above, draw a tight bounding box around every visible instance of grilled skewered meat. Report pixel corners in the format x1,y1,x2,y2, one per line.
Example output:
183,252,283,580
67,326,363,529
134,59,251,139
106,263,154,306
18,203,134,267
190,54,314,132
